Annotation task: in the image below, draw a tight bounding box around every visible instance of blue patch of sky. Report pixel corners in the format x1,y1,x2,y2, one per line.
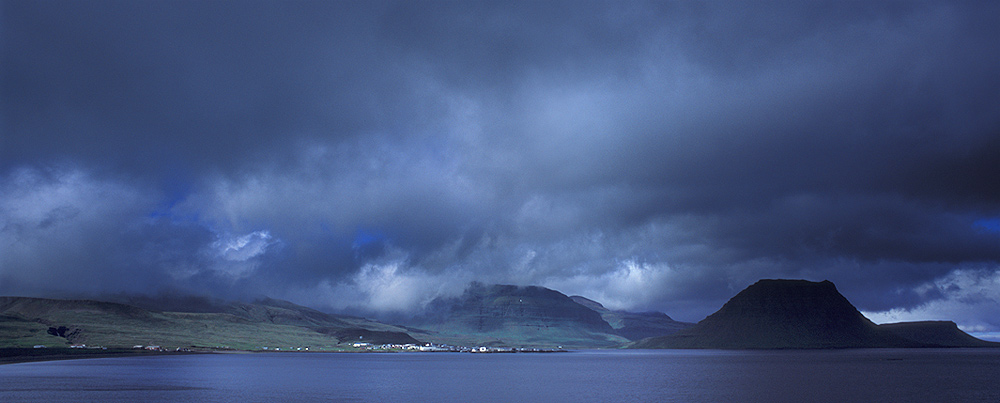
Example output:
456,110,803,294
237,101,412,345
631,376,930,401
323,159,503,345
147,180,197,223
970,332,1000,342
973,218,1000,233
352,228,386,249
352,228,389,262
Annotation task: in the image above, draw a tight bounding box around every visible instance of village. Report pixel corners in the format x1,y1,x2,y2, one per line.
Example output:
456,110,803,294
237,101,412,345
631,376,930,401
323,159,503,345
254,342,568,354
31,342,566,354
345,342,566,354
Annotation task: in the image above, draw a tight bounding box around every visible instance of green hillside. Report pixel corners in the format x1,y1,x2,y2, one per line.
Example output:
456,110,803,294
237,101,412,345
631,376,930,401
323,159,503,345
1,285,692,351
0,296,418,350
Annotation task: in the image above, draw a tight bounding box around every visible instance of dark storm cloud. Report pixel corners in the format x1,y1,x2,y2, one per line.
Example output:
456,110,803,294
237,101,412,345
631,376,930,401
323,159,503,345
2,1,999,329
3,0,407,174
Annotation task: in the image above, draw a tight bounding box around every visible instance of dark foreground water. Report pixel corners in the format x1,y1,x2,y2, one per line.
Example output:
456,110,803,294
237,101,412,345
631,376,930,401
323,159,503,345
3,349,1000,402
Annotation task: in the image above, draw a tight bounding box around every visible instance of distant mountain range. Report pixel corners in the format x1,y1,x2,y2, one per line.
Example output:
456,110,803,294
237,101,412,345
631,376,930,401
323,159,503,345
0,283,690,350
628,279,999,349
400,283,692,348
2,279,996,350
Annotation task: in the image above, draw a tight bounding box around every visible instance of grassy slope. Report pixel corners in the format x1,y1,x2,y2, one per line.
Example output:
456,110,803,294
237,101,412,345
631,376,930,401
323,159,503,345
0,297,414,350
0,315,68,348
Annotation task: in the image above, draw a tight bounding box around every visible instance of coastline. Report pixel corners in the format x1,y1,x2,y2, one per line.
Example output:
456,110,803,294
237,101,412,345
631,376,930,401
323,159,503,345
0,346,573,365
0,348,209,366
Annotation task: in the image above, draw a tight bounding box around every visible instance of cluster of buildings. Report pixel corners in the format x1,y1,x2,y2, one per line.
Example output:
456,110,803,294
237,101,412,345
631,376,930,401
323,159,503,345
31,344,179,351
354,342,565,353
132,345,191,352
52,344,108,350
355,342,452,351
29,342,563,354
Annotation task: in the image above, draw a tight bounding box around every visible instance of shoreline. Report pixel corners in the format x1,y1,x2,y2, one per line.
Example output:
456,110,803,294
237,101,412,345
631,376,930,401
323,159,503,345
0,346,572,365
0,348,210,366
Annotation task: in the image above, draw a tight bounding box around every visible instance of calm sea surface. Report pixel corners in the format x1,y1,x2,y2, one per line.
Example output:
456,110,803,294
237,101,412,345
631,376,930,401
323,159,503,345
2,349,1000,402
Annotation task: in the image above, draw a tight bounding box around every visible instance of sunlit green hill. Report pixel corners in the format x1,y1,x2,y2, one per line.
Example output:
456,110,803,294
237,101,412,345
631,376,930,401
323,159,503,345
0,296,418,350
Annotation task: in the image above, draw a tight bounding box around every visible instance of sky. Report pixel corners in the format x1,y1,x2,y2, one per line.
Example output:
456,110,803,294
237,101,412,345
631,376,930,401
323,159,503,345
2,1,999,333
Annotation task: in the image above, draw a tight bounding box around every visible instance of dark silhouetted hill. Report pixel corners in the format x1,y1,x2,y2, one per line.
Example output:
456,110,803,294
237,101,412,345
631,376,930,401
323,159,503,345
630,279,921,349
879,321,1000,347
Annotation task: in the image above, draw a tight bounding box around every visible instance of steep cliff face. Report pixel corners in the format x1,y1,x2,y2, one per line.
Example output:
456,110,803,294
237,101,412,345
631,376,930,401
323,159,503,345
631,279,919,349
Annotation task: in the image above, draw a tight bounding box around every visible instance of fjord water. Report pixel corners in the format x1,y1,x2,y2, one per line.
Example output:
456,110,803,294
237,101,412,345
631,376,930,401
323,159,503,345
3,349,999,402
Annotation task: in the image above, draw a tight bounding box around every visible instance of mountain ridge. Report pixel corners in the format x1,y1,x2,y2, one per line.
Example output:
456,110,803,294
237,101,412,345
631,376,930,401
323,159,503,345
5,279,993,351
629,279,996,349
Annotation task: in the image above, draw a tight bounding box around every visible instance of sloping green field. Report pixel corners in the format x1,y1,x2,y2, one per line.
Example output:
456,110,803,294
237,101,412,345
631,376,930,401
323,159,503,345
0,297,416,350
0,315,67,348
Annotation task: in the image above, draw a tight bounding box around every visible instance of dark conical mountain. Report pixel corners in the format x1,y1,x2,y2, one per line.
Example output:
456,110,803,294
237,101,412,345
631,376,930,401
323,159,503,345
569,296,693,341
630,279,921,349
